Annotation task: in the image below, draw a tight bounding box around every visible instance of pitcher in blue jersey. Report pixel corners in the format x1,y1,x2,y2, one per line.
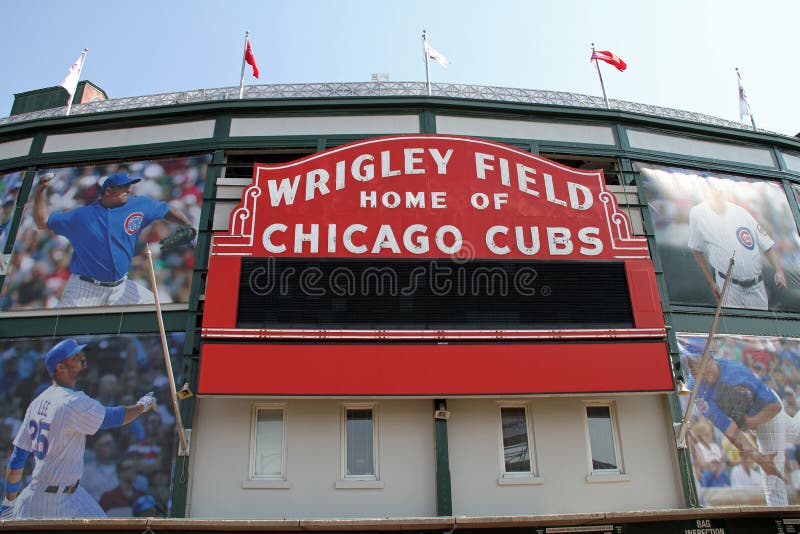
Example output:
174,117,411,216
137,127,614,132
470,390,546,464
686,355,800,505
33,172,193,307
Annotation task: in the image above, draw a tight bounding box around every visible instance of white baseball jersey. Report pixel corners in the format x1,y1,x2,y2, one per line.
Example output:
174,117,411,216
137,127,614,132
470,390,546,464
13,385,105,486
688,200,774,309
688,200,774,278
11,385,106,519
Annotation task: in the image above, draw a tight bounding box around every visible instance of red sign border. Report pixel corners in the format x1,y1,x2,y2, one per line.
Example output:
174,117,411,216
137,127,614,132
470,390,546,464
198,341,674,396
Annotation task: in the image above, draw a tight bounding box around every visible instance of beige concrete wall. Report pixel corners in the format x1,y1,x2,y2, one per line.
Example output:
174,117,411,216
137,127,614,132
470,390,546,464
447,395,681,515
42,120,215,153
627,128,775,167
436,115,616,145
188,398,437,519
230,115,420,137
188,394,679,518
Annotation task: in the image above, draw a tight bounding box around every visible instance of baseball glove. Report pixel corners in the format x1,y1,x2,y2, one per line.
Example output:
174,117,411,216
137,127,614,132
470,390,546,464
713,382,754,429
159,226,197,252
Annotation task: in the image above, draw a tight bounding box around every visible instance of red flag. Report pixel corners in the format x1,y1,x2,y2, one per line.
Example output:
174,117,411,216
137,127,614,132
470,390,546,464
245,37,259,79
591,50,627,72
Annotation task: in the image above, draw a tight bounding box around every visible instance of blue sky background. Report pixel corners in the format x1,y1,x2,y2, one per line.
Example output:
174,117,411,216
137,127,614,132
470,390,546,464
3,0,798,135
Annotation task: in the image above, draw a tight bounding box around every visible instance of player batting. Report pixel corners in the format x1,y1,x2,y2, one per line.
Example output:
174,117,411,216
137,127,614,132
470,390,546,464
1,339,157,519
32,171,197,308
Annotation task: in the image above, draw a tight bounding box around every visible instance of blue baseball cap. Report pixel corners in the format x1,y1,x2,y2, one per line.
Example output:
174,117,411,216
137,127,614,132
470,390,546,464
101,172,141,192
45,339,87,375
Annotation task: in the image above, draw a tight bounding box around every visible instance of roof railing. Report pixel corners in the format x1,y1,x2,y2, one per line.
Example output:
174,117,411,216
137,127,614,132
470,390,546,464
0,81,773,135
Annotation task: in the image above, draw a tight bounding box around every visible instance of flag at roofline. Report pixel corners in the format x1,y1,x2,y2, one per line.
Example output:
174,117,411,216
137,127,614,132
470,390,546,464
422,30,450,97
590,49,627,72
239,31,260,99
424,41,450,69
245,36,259,78
589,44,626,110
60,49,88,116
737,67,756,129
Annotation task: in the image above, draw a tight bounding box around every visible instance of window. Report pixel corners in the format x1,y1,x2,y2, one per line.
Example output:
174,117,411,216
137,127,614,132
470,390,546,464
342,404,378,480
223,151,315,179
585,403,624,475
249,404,286,480
539,153,624,184
500,406,534,474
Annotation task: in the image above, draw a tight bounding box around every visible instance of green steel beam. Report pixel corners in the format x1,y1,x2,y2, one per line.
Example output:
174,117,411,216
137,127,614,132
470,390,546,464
169,148,225,518
434,399,452,516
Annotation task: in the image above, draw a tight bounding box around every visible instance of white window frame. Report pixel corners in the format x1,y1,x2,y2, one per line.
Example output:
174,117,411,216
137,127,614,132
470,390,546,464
243,402,289,489
496,402,543,486
583,400,629,483
337,402,382,488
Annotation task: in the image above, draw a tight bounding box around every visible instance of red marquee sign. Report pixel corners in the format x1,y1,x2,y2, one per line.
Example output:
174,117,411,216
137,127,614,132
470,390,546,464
213,135,647,260
202,135,664,341
199,135,671,395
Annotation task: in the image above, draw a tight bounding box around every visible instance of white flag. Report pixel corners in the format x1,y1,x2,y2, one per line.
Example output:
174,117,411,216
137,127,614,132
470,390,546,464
59,53,84,97
737,70,753,122
424,42,450,68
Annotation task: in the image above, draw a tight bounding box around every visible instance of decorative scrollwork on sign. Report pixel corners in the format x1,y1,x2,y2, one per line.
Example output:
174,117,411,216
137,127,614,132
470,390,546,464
598,190,647,256
213,185,261,251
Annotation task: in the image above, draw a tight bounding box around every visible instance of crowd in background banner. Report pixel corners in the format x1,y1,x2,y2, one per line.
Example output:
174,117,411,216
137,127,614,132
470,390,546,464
0,333,184,517
0,155,210,311
0,172,22,253
679,334,800,506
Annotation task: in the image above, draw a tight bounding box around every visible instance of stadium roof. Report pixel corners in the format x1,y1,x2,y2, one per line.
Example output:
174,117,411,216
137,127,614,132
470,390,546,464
0,81,779,136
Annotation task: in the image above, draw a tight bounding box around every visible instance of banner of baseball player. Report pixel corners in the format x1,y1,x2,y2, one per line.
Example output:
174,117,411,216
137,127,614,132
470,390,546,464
0,171,23,254
678,332,800,507
0,155,210,311
637,163,800,312
0,332,184,518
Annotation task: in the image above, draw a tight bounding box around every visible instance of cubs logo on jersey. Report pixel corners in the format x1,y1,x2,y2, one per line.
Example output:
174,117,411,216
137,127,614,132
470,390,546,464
697,398,709,414
124,212,145,235
736,226,755,250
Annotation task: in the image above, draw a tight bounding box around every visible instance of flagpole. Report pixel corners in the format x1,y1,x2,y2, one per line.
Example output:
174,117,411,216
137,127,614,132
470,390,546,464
239,31,249,99
145,246,190,456
736,68,757,130
591,44,610,109
423,30,432,96
676,255,735,448
65,49,88,116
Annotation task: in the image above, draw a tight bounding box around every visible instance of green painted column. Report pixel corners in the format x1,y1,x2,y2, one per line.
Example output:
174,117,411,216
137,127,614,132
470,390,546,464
434,398,452,516
169,149,225,518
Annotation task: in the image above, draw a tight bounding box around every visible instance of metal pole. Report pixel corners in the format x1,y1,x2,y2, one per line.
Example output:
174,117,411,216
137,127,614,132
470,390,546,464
146,245,190,455
676,255,735,447
591,44,609,109
423,30,432,96
239,31,249,99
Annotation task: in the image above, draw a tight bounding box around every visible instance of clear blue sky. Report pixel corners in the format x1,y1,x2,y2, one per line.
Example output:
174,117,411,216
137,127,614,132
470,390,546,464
3,0,798,135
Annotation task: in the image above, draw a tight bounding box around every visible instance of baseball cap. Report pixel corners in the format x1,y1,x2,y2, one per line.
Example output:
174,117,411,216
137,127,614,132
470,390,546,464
45,339,87,375
101,172,141,192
